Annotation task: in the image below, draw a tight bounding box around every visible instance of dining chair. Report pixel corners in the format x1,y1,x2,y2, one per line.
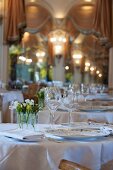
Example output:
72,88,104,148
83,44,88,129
23,83,39,102
59,159,91,170
101,159,113,170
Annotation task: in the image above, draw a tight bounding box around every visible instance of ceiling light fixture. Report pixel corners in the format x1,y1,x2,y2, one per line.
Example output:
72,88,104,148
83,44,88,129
84,0,92,2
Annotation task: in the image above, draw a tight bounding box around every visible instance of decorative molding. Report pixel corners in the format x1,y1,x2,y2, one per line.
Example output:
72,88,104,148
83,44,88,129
25,16,51,34
25,0,54,16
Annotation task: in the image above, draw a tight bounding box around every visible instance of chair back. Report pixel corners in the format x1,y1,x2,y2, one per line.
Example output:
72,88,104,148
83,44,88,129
59,159,91,170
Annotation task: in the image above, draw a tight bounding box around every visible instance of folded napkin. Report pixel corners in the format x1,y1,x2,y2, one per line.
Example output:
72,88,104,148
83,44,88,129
0,129,44,141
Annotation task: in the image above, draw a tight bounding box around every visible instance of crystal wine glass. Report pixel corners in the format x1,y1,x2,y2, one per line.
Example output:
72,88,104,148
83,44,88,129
69,83,80,103
45,87,61,126
81,84,90,102
62,89,78,125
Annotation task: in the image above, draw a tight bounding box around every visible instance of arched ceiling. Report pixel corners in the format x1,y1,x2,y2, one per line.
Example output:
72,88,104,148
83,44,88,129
25,2,52,34
68,1,95,30
23,0,109,71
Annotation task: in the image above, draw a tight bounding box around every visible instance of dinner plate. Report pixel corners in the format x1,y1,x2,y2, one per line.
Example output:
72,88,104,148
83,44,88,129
6,136,43,142
97,98,113,101
78,106,108,112
45,126,111,141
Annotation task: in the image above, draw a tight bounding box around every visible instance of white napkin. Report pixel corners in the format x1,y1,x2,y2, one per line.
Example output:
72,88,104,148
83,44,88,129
0,129,44,141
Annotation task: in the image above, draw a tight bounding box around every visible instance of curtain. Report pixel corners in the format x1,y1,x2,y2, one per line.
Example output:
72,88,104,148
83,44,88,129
93,0,113,45
4,0,26,44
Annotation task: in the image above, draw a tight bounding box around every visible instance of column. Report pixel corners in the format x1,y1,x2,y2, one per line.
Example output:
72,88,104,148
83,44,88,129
0,0,9,84
53,56,65,82
0,26,9,84
84,72,90,84
108,47,113,89
73,67,81,84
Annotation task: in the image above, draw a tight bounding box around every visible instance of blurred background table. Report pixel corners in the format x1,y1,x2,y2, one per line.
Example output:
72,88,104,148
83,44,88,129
0,89,24,123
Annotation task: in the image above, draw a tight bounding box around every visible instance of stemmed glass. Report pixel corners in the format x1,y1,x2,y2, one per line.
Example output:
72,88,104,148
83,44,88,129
45,87,61,126
81,84,90,102
62,89,78,125
69,83,80,103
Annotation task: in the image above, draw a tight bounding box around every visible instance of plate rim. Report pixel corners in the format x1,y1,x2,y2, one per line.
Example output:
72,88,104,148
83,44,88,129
45,126,110,140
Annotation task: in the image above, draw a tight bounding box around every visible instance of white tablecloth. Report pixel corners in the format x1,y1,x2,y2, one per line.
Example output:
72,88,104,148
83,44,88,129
38,93,113,124
38,108,113,125
0,123,113,170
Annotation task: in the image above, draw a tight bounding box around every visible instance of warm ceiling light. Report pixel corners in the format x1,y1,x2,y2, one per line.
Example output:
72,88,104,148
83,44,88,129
30,0,36,2
96,70,100,74
85,66,89,72
72,54,82,59
36,51,46,58
90,66,95,71
19,56,26,62
65,66,69,70
38,58,43,63
84,0,92,2
75,60,80,65
26,58,32,63
50,37,57,43
49,29,67,44
54,44,63,55
81,6,93,10
98,74,102,77
85,62,90,67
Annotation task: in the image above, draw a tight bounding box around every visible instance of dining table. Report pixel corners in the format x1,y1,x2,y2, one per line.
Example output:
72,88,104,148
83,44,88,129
0,123,113,170
38,93,113,125
38,108,113,125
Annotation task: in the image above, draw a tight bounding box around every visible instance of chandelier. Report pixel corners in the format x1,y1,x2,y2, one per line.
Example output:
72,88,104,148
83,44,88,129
48,29,68,56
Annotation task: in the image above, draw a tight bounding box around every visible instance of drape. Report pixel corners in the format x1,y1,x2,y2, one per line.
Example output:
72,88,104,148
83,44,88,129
93,0,113,45
4,0,26,44
68,3,95,35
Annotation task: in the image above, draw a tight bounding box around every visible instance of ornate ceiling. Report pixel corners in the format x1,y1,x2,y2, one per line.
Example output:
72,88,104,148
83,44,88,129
19,0,109,81
23,0,109,57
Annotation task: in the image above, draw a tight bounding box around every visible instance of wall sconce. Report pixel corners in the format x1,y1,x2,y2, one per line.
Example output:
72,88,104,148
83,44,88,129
90,66,95,72
49,29,68,56
19,56,26,62
65,65,69,70
84,61,90,72
36,50,46,58
96,70,100,74
18,56,32,64
85,66,89,72
72,50,83,67
98,73,102,78
26,58,32,64
85,61,90,67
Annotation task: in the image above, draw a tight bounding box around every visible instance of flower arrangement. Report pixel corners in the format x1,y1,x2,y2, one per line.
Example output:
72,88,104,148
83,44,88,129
37,88,45,109
13,99,39,128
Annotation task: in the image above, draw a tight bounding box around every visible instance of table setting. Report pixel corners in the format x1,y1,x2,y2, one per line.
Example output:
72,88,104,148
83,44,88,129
0,121,113,142
1,86,113,170
0,122,113,170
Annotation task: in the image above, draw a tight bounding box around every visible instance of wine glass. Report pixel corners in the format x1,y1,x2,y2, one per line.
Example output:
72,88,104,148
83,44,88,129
62,89,78,125
69,83,80,103
81,84,90,102
45,87,61,126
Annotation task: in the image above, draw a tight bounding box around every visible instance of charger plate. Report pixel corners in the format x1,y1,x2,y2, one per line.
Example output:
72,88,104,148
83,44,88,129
45,126,111,140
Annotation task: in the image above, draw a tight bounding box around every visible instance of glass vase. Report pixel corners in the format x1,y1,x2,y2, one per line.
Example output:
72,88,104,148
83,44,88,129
17,112,26,129
17,112,37,129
